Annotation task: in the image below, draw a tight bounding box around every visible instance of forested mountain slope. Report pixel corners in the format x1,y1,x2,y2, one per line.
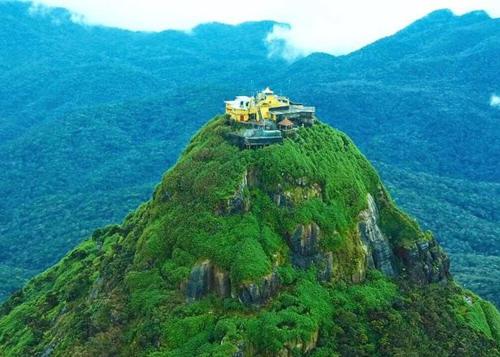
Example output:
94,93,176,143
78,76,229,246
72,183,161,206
276,9,500,304
0,2,498,306
1,117,499,356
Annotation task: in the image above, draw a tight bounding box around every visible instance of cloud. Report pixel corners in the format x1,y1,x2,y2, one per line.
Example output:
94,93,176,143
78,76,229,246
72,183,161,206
491,94,500,108
27,0,500,56
265,24,307,62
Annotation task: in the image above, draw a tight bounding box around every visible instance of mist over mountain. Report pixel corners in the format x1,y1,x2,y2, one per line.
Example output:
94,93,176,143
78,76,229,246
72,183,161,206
0,0,498,310
283,9,499,181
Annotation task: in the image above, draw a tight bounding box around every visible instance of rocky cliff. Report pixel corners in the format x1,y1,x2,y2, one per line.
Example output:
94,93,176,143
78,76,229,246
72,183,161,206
0,116,498,356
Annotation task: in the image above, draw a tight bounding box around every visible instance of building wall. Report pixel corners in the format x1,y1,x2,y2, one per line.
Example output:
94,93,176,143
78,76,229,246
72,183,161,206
226,94,290,122
226,105,250,122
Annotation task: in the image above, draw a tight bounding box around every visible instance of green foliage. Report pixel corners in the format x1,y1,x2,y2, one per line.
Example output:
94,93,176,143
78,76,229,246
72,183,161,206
449,292,500,343
0,3,498,311
231,238,272,286
482,301,500,342
0,5,498,355
380,163,500,306
466,300,495,338
1,117,499,356
378,199,425,248
331,271,399,311
125,270,166,316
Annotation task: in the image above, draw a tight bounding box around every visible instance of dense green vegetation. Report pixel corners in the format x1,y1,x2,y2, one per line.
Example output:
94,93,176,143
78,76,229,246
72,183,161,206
379,163,500,305
0,2,498,309
0,117,499,356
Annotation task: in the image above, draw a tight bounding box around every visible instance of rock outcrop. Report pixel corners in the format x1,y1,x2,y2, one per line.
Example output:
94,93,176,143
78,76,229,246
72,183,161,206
358,194,397,277
213,268,231,298
186,261,280,306
186,260,231,301
396,239,450,284
222,170,250,214
273,186,292,208
358,193,450,284
286,223,334,281
186,260,213,301
288,223,321,267
238,271,281,306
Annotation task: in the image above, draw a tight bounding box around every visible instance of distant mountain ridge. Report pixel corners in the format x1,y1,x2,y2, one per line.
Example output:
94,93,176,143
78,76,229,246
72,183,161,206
0,3,283,144
0,1,498,308
1,116,499,356
283,8,499,181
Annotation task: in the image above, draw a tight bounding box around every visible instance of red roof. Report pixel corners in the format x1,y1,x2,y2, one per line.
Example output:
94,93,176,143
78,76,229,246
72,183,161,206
278,118,294,127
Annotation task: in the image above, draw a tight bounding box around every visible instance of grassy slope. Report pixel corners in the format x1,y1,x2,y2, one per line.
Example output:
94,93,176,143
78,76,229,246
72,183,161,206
0,117,499,356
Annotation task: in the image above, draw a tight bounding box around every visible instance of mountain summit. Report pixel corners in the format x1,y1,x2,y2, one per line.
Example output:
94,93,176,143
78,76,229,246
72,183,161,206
0,3,498,307
1,115,499,356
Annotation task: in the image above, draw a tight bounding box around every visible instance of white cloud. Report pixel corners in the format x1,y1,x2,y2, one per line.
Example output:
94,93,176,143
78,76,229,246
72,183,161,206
491,94,500,108
28,0,500,56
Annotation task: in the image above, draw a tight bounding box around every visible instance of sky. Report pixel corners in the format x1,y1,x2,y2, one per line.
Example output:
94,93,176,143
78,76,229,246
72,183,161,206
28,0,500,56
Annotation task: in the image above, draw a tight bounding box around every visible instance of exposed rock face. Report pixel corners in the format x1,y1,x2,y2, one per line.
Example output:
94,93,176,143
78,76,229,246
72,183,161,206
213,269,231,298
287,223,333,282
358,194,397,277
238,271,281,306
273,186,292,208
224,170,250,214
350,264,367,284
288,223,321,266
87,276,104,302
186,261,281,305
186,260,231,301
318,252,334,282
186,260,213,301
358,193,450,284
40,345,54,357
396,239,450,284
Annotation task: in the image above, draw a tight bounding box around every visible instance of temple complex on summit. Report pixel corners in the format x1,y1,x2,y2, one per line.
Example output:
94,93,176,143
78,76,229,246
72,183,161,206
225,88,316,148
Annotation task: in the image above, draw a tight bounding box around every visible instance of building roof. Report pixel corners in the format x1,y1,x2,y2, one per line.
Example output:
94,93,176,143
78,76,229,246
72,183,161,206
278,118,294,127
262,87,274,95
270,105,316,115
225,96,253,109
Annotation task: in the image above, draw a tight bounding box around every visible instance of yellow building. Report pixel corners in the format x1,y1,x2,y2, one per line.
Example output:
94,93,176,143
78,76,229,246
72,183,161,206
225,87,289,122
224,95,255,122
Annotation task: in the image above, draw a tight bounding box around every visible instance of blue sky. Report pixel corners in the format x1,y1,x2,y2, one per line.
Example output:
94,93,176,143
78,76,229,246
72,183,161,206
28,0,500,56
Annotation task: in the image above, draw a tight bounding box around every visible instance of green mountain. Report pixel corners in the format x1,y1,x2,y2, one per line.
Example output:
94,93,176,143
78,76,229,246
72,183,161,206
0,1,499,309
277,9,500,305
1,117,499,356
0,1,281,300
282,9,499,182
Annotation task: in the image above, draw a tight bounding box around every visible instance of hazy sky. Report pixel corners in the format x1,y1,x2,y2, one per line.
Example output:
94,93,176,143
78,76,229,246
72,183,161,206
29,0,500,56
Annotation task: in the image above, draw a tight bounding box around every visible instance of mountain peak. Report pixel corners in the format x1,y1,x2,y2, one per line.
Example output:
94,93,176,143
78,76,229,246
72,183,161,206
459,9,493,22
422,8,455,21
407,8,492,32
2,114,499,355
421,8,492,22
